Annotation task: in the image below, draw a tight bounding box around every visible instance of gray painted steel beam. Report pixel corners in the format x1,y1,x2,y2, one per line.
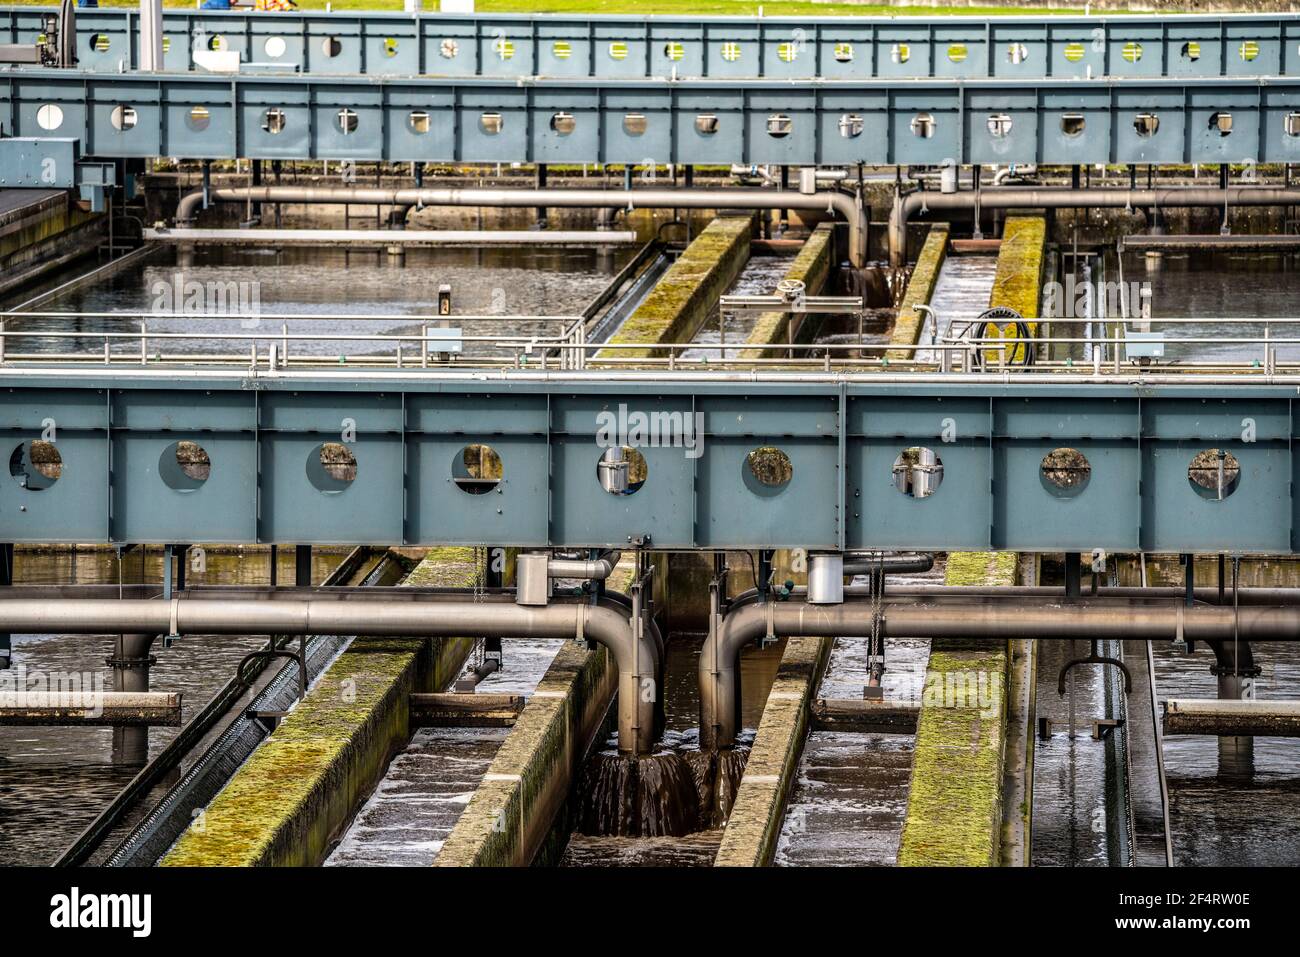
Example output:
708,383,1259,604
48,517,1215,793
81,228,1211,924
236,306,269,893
2,370,1300,552
4,69,1300,166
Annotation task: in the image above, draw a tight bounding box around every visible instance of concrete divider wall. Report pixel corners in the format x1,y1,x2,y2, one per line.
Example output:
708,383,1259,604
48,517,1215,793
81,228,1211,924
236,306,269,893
886,223,949,361
597,213,755,361
161,547,479,867
714,636,831,867
989,215,1047,328
739,223,835,360
898,552,1016,867
434,562,637,867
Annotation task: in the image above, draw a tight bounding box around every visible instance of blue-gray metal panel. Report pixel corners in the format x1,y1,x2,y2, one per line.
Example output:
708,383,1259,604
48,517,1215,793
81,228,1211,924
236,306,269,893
994,396,1138,440
262,432,403,544
697,435,839,548
0,430,108,543
848,436,991,551
848,395,991,440
406,392,549,436
551,436,693,547
1141,397,1290,442
993,438,1141,551
406,434,549,545
112,430,257,543
1141,441,1291,552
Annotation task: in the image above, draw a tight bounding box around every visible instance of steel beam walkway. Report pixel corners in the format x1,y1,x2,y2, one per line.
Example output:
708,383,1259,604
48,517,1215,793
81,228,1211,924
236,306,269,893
5,8,1300,81
1,369,1298,553
5,70,1300,167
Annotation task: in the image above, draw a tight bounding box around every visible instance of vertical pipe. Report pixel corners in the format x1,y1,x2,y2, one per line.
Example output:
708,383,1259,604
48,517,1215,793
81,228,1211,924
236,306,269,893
295,545,312,587
138,0,163,72
0,543,11,669
110,633,156,765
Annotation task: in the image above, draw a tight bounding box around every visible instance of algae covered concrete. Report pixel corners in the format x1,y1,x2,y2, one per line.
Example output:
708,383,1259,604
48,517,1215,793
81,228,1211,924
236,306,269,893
739,223,835,360
597,213,755,361
886,223,949,361
897,551,1015,867
989,215,1047,320
161,547,478,867
435,560,637,867
714,636,830,867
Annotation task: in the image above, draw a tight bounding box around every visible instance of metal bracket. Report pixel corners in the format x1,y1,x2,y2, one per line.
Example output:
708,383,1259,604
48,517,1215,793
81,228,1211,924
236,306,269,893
1058,639,1132,695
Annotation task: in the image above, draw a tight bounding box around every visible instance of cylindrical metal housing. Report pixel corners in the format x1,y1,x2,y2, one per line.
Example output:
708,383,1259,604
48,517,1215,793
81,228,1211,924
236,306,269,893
514,552,551,606
807,552,844,604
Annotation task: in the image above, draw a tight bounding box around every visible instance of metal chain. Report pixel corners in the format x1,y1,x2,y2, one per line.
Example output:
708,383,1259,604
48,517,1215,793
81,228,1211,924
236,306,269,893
870,552,883,663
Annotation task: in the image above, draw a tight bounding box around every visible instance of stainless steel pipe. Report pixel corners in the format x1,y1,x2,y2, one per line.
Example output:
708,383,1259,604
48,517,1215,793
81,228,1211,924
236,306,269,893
176,186,868,267
888,185,1300,266
699,598,1300,749
548,549,623,581
0,598,656,753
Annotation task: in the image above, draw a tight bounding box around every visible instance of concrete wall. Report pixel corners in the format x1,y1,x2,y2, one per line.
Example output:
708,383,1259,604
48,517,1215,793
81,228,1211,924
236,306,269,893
597,213,755,361
898,552,1016,867
714,636,831,867
434,561,637,867
160,547,478,867
886,223,949,361
0,192,103,296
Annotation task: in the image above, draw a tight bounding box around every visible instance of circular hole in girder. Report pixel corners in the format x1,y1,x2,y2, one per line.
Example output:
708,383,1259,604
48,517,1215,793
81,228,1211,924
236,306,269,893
264,36,287,58
596,446,647,496
159,440,210,492
452,444,503,495
187,105,211,132
322,36,342,57
9,440,61,491
36,103,63,131
744,446,793,496
892,446,943,499
1188,448,1241,501
1040,447,1091,497
307,442,357,494
110,105,137,131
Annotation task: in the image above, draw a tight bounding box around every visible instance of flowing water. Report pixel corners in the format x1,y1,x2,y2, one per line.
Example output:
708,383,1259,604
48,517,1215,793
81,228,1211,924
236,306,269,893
1125,248,1300,363
325,635,566,867
0,546,351,865
774,564,941,867
2,244,637,361
918,254,999,363
680,253,796,361
559,632,783,866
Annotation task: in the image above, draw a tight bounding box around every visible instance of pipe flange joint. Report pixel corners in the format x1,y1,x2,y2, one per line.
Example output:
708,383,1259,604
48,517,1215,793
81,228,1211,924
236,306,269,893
1209,663,1262,678
105,654,158,670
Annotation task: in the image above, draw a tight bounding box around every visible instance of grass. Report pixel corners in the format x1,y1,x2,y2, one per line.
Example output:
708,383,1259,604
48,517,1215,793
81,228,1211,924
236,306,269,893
8,0,1084,14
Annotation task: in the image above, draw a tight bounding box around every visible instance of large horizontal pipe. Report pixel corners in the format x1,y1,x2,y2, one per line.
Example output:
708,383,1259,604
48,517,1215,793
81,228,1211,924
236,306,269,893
176,185,867,267
0,598,654,753
1163,698,1300,737
0,691,182,727
889,185,1300,266
700,598,1300,749
144,227,640,246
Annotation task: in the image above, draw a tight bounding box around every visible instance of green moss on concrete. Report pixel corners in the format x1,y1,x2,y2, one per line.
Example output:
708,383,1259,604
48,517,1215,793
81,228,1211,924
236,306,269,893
887,224,949,361
896,549,1016,867
739,224,835,360
161,547,478,867
597,215,754,361
715,636,830,867
989,215,1046,320
898,646,1007,867
435,560,638,867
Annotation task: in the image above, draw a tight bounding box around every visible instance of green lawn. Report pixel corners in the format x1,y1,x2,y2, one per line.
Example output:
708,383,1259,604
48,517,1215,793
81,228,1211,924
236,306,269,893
9,0,1084,15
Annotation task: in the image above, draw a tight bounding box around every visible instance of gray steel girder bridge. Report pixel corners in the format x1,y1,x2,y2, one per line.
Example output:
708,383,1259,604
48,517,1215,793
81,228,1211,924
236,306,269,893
4,70,1300,168
5,8,1300,81
3,369,1299,553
